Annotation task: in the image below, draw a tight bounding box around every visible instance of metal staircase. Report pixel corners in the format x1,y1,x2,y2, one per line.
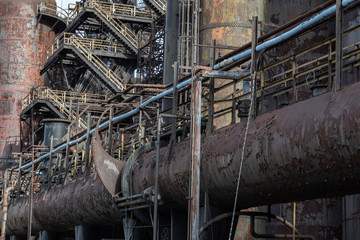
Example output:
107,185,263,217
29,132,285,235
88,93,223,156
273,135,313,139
42,33,127,93
88,0,139,54
22,87,108,130
143,0,166,16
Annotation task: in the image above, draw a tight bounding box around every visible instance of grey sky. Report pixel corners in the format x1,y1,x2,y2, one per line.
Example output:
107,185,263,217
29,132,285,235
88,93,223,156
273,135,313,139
56,0,76,10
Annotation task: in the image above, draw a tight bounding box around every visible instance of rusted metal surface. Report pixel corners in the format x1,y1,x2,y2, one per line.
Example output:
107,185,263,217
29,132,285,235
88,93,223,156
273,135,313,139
190,78,202,240
267,198,343,239
343,194,360,239
92,133,124,196
131,81,360,211
3,136,122,235
199,0,264,129
4,174,120,235
0,0,54,158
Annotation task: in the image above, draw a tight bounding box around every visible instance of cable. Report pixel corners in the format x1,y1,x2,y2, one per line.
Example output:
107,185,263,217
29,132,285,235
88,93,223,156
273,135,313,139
227,58,257,240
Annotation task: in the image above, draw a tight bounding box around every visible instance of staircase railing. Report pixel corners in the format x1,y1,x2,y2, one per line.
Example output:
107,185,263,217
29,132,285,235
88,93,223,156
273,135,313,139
22,87,110,129
43,33,127,91
37,2,70,23
88,0,139,51
91,0,155,19
145,0,166,14
64,33,127,91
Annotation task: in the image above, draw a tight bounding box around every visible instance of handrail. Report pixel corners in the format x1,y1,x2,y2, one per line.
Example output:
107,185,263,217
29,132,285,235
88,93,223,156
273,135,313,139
42,32,126,91
144,0,166,13
37,2,70,23
90,0,155,19
21,87,108,129
22,86,108,110
66,34,126,91
88,0,139,51
44,32,127,62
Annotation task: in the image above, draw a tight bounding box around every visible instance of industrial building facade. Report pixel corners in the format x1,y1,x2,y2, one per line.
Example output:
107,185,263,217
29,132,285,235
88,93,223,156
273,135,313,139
0,0,360,239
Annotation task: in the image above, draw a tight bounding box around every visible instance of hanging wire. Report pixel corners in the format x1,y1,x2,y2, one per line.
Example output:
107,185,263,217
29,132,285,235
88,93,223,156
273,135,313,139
228,57,258,240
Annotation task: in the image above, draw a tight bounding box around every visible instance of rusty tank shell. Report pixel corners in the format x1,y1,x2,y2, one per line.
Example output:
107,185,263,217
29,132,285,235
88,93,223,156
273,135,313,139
0,0,54,158
131,81,360,210
3,134,122,236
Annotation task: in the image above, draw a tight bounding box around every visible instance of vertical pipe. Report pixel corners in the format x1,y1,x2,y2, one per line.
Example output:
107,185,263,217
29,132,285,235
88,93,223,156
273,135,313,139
335,0,343,91
190,77,202,240
28,148,34,240
153,115,161,240
16,157,22,200
47,136,54,187
139,97,143,145
162,0,179,112
84,113,91,171
206,40,216,135
108,107,113,152
1,187,13,240
31,108,34,146
293,202,296,240
251,16,258,119
171,62,179,143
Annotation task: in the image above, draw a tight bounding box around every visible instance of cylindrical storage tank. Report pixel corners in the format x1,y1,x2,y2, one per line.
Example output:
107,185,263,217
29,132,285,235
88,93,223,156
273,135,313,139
0,0,55,158
199,0,264,129
43,119,70,147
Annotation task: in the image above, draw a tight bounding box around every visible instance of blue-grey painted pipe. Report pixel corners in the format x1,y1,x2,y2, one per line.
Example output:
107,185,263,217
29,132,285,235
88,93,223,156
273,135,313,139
21,0,356,170
20,77,195,170
204,70,250,79
213,0,356,70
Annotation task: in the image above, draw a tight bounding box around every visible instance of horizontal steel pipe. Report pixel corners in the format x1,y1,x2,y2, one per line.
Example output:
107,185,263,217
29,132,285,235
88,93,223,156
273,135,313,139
4,175,119,235
131,82,360,210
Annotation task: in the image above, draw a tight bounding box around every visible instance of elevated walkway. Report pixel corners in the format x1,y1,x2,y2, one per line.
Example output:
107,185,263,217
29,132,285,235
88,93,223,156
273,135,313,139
36,2,68,34
41,33,127,93
22,87,109,130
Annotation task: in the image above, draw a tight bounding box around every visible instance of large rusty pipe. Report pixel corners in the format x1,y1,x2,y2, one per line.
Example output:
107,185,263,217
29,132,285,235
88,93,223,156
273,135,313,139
3,135,123,236
4,176,119,236
131,82,360,211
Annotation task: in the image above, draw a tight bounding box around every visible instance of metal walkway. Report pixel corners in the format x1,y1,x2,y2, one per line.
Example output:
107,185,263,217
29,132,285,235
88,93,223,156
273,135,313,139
41,33,127,93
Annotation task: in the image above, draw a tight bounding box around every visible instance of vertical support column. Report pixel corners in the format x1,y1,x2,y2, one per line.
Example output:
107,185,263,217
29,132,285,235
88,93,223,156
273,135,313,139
84,113,91,171
153,114,162,240
190,77,202,240
292,58,297,104
171,62,179,143
16,157,22,200
47,136,54,188
162,0,179,112
250,16,258,119
206,39,216,135
108,107,113,152
31,108,34,146
28,148,34,240
63,123,71,183
327,42,333,91
334,0,343,91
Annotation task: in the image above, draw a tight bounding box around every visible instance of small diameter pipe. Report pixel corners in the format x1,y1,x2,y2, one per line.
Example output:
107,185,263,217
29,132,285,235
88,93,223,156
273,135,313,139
213,0,357,70
1,187,14,240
